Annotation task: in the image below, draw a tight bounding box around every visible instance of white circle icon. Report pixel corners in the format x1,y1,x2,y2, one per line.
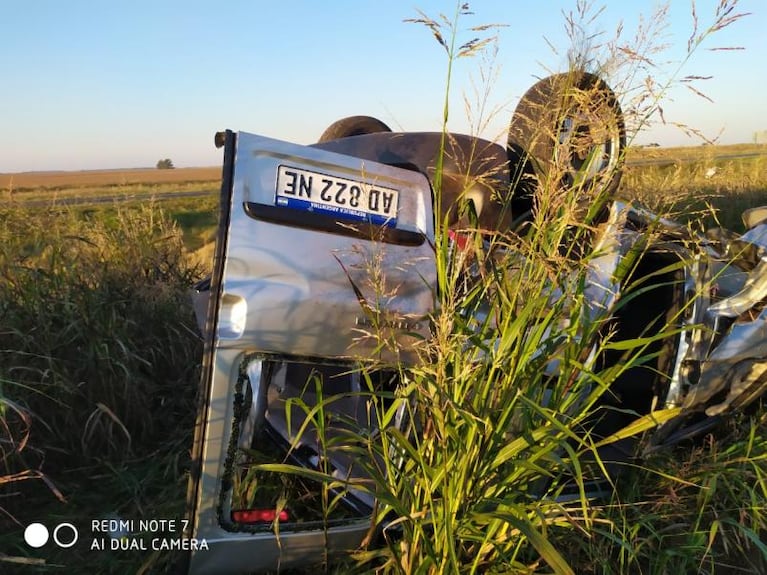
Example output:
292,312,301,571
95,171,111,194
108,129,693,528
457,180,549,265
53,523,79,548
24,523,49,548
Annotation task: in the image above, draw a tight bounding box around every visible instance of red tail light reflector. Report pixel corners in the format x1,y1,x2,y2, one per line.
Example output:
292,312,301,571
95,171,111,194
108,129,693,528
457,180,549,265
231,509,289,523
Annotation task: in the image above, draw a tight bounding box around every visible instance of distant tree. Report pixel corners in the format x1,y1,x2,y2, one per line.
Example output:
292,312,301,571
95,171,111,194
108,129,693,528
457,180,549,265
156,158,175,169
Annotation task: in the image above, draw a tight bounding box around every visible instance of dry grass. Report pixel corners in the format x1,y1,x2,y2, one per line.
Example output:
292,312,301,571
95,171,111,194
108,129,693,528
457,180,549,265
620,144,767,231
1,166,222,209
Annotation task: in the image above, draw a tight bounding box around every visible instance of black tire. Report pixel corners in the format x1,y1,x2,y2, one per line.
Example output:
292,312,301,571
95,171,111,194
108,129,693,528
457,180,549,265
508,71,625,223
317,115,392,143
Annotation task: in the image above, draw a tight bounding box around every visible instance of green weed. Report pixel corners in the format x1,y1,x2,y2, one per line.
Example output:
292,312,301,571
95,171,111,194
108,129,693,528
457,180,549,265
0,203,203,572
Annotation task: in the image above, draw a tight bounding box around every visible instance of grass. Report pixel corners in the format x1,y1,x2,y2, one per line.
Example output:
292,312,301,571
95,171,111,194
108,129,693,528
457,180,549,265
558,411,767,573
0,166,220,208
0,203,204,573
621,146,767,232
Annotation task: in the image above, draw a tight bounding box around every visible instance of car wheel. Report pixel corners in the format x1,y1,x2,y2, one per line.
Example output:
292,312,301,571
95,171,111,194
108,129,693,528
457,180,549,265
317,115,392,143
508,71,625,223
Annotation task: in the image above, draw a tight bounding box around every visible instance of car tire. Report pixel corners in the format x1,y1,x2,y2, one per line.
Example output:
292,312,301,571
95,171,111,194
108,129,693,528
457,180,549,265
317,115,392,143
508,71,625,223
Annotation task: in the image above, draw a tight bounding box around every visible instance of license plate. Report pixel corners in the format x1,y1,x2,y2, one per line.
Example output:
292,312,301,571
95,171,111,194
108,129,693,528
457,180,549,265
275,165,399,227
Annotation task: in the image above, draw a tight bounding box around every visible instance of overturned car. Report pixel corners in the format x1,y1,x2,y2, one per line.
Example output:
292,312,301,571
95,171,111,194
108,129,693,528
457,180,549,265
183,72,767,573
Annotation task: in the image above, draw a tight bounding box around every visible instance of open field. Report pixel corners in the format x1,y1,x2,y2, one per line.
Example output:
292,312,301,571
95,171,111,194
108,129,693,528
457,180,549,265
7,141,765,232
1,143,765,278
1,166,221,191
1,166,222,206
621,144,767,232
3,143,764,194
2,143,766,262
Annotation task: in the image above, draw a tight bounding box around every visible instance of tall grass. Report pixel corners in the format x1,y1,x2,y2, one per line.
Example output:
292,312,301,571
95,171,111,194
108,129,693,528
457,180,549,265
558,412,767,573
0,203,200,455
0,202,203,570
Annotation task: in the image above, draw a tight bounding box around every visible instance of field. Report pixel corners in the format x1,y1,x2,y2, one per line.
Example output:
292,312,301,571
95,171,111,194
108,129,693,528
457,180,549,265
1,143,767,574
3,142,766,239
622,143,767,231
627,142,766,162
1,166,221,192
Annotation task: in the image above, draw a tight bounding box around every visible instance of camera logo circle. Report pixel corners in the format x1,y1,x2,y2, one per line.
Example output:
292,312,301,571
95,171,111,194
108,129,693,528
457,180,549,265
24,523,49,548
54,523,79,548
24,523,79,548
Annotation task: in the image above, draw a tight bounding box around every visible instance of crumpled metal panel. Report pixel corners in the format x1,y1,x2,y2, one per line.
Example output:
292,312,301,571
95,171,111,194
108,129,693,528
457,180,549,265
684,306,767,412
708,258,767,318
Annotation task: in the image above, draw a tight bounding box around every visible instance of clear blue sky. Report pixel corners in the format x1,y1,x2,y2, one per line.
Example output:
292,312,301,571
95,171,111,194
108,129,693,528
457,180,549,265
1,1,764,172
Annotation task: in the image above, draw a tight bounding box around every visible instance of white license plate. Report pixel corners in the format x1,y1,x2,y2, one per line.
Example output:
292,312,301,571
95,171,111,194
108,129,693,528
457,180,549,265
275,165,399,226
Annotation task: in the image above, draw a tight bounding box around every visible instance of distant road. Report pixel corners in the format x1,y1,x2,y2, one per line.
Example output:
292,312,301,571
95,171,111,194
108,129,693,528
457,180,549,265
626,150,767,167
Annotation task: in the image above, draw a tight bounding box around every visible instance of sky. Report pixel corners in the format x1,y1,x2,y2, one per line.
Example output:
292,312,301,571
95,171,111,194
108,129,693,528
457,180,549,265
1,0,765,173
